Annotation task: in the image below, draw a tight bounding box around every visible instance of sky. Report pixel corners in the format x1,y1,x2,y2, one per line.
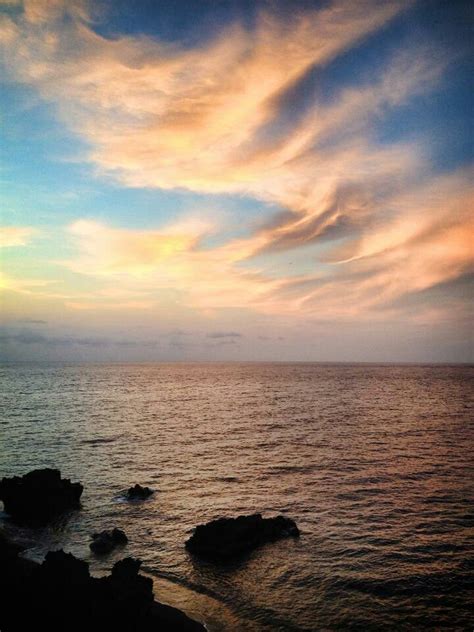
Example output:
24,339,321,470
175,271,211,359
0,0,472,362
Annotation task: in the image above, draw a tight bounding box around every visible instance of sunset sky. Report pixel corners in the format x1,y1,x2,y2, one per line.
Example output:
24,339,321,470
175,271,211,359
0,0,472,362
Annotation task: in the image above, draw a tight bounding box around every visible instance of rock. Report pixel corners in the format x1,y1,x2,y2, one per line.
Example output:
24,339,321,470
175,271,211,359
111,556,142,580
149,601,206,631
0,469,83,523
126,484,154,499
0,530,25,562
90,528,128,555
0,533,205,631
40,549,90,587
186,513,300,561
111,528,128,544
0,530,37,581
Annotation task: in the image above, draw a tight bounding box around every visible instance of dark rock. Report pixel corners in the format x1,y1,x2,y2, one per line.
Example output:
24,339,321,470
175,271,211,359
0,530,37,580
111,527,128,544
186,513,300,561
90,528,128,555
0,532,205,631
126,484,154,499
0,469,83,523
40,549,91,587
0,530,25,561
111,556,142,580
149,601,206,631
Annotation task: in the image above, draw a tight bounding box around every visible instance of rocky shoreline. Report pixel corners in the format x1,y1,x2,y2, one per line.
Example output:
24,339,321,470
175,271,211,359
0,530,205,631
0,469,205,631
0,469,301,631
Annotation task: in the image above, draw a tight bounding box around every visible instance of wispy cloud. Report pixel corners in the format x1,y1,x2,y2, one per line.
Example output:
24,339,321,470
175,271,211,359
64,218,210,277
0,0,472,336
0,0,409,192
0,226,37,247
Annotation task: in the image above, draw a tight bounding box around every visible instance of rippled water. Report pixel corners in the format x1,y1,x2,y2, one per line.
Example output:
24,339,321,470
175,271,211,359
1,362,473,630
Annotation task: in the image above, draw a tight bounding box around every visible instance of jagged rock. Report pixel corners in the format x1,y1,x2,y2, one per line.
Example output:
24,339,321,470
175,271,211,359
0,534,205,631
0,469,83,523
111,556,142,580
126,484,154,499
90,528,128,555
40,549,90,587
186,513,300,561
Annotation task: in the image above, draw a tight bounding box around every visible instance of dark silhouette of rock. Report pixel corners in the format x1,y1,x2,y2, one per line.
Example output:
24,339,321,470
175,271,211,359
0,469,83,523
0,530,24,561
186,513,300,561
0,531,205,631
40,549,91,588
126,483,154,499
90,528,128,554
111,555,142,580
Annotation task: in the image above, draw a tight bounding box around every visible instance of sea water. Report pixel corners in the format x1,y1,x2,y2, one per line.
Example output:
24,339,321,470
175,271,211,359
1,362,472,630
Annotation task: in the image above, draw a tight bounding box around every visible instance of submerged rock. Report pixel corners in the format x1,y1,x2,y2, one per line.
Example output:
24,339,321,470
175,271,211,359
0,469,83,523
186,513,300,561
0,534,205,631
90,528,128,555
126,484,154,500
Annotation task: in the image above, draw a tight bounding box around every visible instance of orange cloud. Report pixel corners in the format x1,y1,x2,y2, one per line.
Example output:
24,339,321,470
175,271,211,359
65,219,208,277
59,218,280,313
0,0,409,192
1,0,471,330
0,226,37,247
56,164,472,322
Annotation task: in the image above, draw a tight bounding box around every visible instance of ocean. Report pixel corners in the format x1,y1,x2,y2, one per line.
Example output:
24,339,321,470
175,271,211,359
1,362,473,630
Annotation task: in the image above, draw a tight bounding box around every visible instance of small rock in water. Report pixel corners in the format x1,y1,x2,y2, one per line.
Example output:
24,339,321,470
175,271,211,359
90,528,128,555
185,513,300,561
0,469,83,523
126,484,154,499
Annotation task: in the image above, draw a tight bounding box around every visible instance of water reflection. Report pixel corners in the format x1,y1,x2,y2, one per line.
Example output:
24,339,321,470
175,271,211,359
0,362,472,630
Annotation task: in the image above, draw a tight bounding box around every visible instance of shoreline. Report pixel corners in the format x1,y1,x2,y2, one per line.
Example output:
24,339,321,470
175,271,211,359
0,528,206,631
144,569,247,632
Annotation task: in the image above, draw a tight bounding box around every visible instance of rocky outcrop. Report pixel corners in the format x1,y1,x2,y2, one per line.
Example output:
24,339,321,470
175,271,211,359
186,513,300,561
126,484,154,500
0,531,205,632
0,469,83,523
90,528,128,554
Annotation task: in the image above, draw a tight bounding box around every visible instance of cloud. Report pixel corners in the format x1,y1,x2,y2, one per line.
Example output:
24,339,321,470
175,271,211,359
0,0,409,192
207,339,239,347
0,226,37,247
0,329,160,347
19,160,473,325
0,0,472,333
57,217,281,314
64,218,209,277
16,318,48,324
64,300,155,310
0,327,246,351
0,271,53,293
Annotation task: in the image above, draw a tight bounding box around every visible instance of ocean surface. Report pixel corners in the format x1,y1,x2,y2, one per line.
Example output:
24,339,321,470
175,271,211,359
0,362,473,630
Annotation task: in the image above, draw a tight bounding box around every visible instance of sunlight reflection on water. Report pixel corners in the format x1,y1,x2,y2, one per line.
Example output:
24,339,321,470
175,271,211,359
1,362,473,630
